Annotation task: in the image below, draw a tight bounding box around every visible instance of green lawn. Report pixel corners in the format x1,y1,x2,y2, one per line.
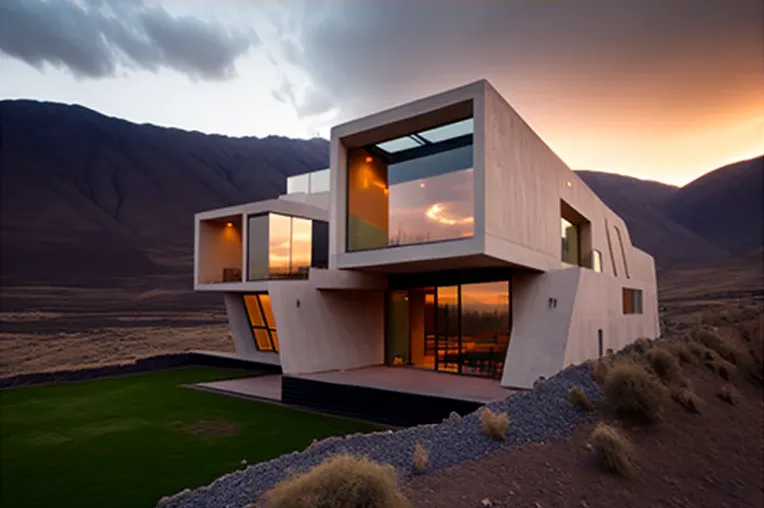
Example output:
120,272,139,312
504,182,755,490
0,368,382,508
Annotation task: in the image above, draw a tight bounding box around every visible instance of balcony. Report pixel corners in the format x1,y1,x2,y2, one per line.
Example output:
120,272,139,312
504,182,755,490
287,168,330,195
197,215,243,284
195,198,329,289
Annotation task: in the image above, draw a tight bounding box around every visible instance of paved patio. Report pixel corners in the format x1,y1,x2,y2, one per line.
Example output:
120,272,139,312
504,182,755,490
294,366,516,404
195,374,282,402
193,366,516,405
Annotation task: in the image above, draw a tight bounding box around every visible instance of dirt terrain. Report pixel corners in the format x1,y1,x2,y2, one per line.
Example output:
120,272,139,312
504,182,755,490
405,304,763,508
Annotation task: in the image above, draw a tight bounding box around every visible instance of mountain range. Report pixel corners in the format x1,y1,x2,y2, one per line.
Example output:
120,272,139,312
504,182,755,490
1,100,761,291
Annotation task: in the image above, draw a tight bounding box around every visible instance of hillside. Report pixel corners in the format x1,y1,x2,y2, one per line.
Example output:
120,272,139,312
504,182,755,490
1,100,760,293
663,156,764,255
577,171,731,266
0,100,329,286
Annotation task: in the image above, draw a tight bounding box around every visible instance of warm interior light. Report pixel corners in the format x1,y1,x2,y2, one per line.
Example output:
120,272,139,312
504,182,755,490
425,203,474,225
365,156,373,163
566,181,572,188
226,222,233,228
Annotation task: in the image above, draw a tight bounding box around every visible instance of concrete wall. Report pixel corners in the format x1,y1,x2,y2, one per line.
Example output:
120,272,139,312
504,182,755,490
501,269,580,388
268,281,385,374
502,264,660,389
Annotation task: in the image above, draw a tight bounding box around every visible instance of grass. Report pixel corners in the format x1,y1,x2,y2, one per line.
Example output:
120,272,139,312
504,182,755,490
263,454,411,508
590,423,634,476
478,407,510,441
0,368,381,508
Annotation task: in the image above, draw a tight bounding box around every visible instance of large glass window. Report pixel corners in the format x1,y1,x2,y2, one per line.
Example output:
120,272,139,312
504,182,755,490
247,213,313,280
347,117,475,251
243,294,278,351
385,278,511,380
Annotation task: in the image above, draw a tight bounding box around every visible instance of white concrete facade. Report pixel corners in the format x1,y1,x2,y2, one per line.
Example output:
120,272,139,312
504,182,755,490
193,79,660,390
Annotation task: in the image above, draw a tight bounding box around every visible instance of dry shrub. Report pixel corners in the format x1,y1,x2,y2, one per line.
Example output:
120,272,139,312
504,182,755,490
263,455,411,508
604,362,669,423
647,347,681,382
717,385,736,405
479,407,510,441
568,385,594,411
667,342,694,364
670,386,701,413
695,327,755,375
590,358,610,385
689,342,709,360
633,337,653,355
590,423,634,476
412,442,428,474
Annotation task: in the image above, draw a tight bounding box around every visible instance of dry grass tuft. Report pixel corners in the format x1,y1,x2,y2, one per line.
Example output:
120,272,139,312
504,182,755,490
263,454,411,508
479,407,510,441
590,358,610,385
590,423,634,476
667,342,695,364
568,385,594,411
647,347,681,382
717,385,736,405
604,362,669,423
412,442,429,474
670,386,702,413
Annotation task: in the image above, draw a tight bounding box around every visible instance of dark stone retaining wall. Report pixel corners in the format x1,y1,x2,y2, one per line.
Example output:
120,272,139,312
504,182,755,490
281,375,483,426
0,353,281,389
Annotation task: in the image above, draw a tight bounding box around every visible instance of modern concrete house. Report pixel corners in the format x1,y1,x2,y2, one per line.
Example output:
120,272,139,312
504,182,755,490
193,80,659,419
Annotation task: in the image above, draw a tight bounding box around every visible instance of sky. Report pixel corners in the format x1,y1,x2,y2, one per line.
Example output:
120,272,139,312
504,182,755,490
1,0,762,186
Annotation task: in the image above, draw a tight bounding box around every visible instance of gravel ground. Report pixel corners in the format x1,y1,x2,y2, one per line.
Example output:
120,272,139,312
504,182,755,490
157,364,601,508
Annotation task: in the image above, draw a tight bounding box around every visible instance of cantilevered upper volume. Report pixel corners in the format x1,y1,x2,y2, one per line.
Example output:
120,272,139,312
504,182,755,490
192,79,660,401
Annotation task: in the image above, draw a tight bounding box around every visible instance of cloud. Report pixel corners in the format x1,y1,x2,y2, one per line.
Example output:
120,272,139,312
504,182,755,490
0,0,258,80
276,0,763,120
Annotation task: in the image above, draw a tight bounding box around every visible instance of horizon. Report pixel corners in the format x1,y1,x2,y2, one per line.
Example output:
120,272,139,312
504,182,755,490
1,0,762,186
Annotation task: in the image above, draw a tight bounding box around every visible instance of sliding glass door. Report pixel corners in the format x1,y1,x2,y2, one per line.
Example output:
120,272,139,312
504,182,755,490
385,277,511,379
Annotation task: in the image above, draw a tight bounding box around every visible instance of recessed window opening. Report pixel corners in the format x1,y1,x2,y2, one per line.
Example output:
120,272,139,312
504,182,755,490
622,288,643,314
605,220,618,276
346,112,475,251
614,225,630,279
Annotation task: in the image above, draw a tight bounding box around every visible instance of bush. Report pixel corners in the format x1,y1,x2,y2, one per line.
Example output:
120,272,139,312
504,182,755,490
590,423,634,476
412,442,428,474
647,347,681,382
479,407,510,441
667,343,694,364
263,455,411,508
568,385,594,411
604,362,669,423
670,386,701,413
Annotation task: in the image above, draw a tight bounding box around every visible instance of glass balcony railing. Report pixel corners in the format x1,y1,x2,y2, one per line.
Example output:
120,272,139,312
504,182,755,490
287,168,330,195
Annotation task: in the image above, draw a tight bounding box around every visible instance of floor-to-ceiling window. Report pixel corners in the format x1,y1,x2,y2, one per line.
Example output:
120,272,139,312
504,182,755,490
385,276,511,380
247,213,313,280
243,294,278,352
347,116,475,251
